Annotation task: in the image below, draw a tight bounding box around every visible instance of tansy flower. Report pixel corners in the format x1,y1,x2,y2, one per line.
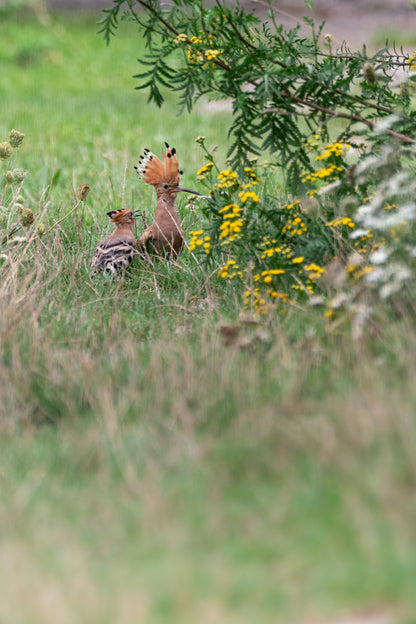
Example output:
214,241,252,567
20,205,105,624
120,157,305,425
239,190,259,203
174,33,188,44
204,49,221,60
408,50,416,71
327,216,355,228
197,162,214,180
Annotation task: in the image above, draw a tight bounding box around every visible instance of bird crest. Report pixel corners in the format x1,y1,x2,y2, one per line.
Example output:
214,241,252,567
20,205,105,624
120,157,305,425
107,208,136,225
135,142,183,188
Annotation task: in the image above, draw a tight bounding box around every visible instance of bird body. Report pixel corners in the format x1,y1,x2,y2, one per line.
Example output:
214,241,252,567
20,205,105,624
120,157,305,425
90,209,138,275
135,143,201,258
139,193,185,256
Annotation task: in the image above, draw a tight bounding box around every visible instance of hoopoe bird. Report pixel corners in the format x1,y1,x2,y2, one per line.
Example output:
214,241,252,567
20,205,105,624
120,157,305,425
90,208,139,275
135,142,202,258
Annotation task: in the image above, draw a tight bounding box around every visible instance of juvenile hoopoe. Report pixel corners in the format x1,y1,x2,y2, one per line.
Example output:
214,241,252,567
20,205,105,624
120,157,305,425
90,208,139,275
135,142,202,258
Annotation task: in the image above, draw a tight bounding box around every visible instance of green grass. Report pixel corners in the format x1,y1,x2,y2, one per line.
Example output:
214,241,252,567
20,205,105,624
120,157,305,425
1,7,416,624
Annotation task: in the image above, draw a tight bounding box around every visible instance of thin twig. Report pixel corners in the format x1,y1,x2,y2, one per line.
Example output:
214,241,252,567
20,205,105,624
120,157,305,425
43,200,81,237
265,96,416,144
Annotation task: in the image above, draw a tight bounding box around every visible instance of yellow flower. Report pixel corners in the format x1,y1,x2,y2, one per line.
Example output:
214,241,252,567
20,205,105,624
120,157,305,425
197,162,214,179
204,49,221,60
218,203,239,214
292,257,304,264
304,263,324,279
218,169,237,180
219,219,243,241
217,258,240,278
239,190,259,203
174,33,188,44
327,216,355,228
408,50,416,71
188,229,207,252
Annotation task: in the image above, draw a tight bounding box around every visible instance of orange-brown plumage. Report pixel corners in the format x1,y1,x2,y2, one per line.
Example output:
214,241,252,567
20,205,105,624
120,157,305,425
135,142,201,258
91,209,138,275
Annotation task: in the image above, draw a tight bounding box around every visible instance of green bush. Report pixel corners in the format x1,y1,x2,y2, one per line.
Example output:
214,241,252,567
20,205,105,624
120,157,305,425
101,0,416,325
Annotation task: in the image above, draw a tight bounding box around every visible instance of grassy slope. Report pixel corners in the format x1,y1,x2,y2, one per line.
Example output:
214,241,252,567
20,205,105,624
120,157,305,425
1,8,416,624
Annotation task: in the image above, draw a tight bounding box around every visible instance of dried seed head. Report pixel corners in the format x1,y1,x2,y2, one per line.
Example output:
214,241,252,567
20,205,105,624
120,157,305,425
8,129,25,148
77,183,90,201
363,62,376,84
20,208,34,227
0,142,13,160
13,169,27,183
36,223,46,237
5,171,14,184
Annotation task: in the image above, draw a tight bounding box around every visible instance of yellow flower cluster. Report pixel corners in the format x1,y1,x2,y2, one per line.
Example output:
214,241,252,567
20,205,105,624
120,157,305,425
244,288,289,315
218,203,244,242
239,190,259,203
218,259,241,279
408,50,416,71
218,203,241,218
302,162,342,183
304,263,325,280
281,200,301,210
281,215,307,236
254,268,285,284
315,142,351,161
327,216,355,228
188,46,204,63
301,140,350,185
188,230,211,253
244,288,267,314
187,32,221,64
197,162,214,180
205,49,221,60
244,167,261,185
353,230,373,254
219,219,243,241
305,133,322,149
213,169,239,191
174,33,188,44
260,240,292,260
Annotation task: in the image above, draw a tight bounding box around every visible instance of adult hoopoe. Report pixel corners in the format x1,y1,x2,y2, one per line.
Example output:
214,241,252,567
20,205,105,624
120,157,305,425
135,142,202,258
90,208,139,275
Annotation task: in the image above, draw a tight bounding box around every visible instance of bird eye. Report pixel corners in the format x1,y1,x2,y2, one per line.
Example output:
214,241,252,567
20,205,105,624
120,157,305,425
164,184,169,189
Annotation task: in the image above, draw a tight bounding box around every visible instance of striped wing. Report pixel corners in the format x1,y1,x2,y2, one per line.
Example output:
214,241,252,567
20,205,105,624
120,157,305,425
91,238,137,274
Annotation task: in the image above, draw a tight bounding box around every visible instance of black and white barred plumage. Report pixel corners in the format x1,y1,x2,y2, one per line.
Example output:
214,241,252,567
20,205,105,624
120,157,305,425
90,209,138,275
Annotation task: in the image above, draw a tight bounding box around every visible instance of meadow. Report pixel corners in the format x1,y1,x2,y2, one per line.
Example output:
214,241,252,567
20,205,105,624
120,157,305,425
1,5,416,624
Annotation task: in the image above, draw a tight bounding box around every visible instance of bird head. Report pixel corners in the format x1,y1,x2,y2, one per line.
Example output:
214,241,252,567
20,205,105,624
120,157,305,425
106,209,139,226
135,142,202,198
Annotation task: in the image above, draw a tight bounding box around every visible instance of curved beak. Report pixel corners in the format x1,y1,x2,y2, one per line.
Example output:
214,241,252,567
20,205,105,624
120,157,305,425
176,186,204,196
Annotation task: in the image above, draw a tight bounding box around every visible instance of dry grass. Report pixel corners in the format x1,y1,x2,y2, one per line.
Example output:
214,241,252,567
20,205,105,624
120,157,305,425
1,9,416,623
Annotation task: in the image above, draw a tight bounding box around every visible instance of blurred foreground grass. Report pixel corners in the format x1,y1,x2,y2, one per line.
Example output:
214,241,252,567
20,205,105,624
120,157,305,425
1,7,416,624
